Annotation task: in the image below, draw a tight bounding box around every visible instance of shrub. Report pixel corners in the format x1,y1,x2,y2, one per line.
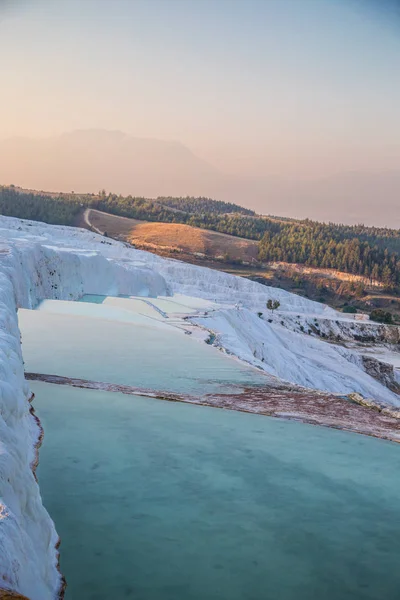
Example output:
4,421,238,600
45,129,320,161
342,306,357,314
370,309,394,324
267,299,280,313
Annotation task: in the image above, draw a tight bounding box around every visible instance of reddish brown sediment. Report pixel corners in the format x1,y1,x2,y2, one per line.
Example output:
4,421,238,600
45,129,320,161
0,590,31,599
26,372,196,403
26,372,400,443
205,386,400,443
28,393,43,482
27,393,66,599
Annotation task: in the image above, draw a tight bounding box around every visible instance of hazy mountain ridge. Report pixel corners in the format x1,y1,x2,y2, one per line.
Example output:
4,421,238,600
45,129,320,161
0,129,399,227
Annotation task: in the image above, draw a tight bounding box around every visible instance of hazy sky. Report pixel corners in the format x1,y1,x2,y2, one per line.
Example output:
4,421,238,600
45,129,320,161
1,0,400,178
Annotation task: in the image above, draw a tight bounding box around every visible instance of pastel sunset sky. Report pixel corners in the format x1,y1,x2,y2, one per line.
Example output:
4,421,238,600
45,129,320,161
1,0,399,178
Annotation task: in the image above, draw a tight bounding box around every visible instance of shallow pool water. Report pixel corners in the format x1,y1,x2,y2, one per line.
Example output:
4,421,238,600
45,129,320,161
80,293,216,313
19,298,266,395
33,381,400,600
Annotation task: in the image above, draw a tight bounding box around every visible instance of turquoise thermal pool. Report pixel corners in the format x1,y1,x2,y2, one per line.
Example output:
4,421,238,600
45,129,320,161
33,381,400,600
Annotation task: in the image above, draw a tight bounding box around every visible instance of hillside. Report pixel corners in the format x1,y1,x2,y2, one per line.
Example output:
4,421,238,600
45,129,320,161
82,209,400,319
1,185,400,291
0,185,269,238
84,208,259,265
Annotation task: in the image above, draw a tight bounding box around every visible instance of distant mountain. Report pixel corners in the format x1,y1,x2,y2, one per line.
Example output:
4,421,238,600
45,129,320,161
0,130,399,228
0,129,221,198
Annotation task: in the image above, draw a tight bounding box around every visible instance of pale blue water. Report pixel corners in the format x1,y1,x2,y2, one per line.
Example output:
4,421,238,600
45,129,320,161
79,294,107,304
33,381,400,600
19,301,266,395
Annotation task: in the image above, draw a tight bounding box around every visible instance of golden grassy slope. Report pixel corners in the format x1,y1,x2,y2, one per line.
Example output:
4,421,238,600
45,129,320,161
85,209,259,264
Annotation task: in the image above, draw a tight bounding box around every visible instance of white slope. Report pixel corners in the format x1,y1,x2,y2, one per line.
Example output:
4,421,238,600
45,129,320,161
194,308,400,407
0,270,61,598
0,213,399,597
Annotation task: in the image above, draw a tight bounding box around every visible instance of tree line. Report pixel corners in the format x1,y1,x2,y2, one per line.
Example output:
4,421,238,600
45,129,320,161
0,187,81,225
258,221,400,288
156,196,255,216
1,186,400,287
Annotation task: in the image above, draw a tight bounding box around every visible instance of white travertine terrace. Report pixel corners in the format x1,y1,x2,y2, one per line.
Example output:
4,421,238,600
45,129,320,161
0,215,398,598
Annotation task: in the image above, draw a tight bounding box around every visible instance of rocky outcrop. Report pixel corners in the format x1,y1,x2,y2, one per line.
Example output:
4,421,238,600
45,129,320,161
361,356,400,395
276,312,400,345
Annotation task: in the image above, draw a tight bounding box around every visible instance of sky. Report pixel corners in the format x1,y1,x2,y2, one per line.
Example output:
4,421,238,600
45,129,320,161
0,0,399,180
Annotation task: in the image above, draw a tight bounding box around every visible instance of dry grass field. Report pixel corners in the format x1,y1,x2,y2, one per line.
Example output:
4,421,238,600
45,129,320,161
84,209,259,264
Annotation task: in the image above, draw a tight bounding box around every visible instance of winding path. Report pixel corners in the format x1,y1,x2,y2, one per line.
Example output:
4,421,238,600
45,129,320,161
83,208,103,235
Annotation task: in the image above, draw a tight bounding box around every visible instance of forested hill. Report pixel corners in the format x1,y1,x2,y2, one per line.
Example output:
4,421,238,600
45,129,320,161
1,185,400,287
0,186,82,225
0,187,266,239
259,220,400,287
155,196,255,216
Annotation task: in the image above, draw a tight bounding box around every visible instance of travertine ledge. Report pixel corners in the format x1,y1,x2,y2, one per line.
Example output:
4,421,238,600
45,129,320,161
27,372,400,444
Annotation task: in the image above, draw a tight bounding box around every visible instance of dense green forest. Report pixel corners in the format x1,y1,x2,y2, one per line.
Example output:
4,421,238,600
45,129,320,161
0,187,81,225
1,186,400,287
155,196,255,216
258,221,400,288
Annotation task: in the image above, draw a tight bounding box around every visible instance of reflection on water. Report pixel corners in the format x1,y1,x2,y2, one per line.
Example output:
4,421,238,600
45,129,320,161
19,297,266,395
